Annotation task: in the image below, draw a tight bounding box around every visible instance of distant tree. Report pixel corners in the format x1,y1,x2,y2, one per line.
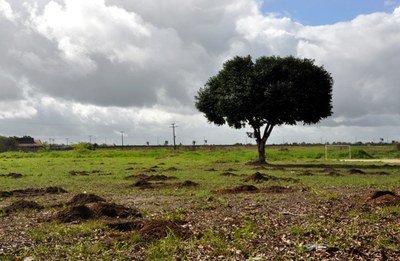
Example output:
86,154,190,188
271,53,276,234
195,55,333,163
0,136,18,152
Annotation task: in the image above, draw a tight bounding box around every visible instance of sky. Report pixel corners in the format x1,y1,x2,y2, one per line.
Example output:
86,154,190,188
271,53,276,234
0,0,400,146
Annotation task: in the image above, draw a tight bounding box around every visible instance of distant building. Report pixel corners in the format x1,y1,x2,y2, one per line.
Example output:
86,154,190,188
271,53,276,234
16,136,43,151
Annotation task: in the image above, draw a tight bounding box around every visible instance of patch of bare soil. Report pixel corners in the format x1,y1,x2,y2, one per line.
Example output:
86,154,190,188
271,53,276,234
104,220,144,232
55,201,142,223
68,170,89,176
144,174,178,181
90,202,142,218
55,205,93,222
261,185,295,193
366,191,400,206
243,172,275,182
219,184,259,194
143,168,157,173
68,170,104,176
297,170,314,176
0,173,23,179
0,187,67,198
349,169,366,174
243,172,299,183
178,180,199,187
2,200,44,214
205,168,217,171
67,193,106,206
139,219,191,241
220,172,238,176
132,180,154,189
165,167,179,171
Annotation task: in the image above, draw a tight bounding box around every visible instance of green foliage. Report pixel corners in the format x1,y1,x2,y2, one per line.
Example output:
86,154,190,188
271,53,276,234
195,55,333,129
71,142,95,151
195,55,333,162
0,136,17,152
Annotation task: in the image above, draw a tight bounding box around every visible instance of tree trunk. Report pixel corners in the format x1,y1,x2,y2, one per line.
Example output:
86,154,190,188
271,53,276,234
253,123,274,164
257,139,267,164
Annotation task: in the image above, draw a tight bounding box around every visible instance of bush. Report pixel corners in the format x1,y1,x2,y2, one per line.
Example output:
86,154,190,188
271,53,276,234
72,142,95,151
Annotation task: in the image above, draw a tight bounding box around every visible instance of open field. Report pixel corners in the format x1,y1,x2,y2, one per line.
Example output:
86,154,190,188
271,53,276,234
0,145,399,260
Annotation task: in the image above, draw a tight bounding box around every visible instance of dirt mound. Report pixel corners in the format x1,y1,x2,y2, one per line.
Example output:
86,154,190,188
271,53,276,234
220,172,237,176
90,202,142,218
145,175,178,181
297,171,314,176
366,191,400,206
133,180,153,189
3,200,44,214
219,185,259,194
243,172,278,182
55,205,93,222
349,169,366,174
104,220,144,231
45,187,68,194
165,167,179,171
178,180,199,187
0,186,67,198
67,193,106,206
69,170,89,176
0,173,23,179
262,186,294,193
143,168,157,173
139,220,191,241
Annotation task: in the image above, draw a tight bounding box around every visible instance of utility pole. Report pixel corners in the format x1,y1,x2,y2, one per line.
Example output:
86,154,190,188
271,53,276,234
170,123,178,150
120,131,124,149
89,135,92,144
66,138,69,146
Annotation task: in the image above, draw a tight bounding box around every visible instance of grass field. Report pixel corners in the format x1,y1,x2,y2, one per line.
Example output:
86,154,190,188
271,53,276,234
0,145,399,260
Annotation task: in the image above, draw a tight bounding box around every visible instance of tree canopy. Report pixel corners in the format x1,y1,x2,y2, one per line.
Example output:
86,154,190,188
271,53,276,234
195,55,333,163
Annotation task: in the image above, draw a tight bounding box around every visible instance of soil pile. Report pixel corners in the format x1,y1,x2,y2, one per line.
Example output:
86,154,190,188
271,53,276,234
220,172,237,176
243,172,275,182
55,195,142,222
349,169,366,174
56,205,93,222
67,193,106,206
0,173,23,179
139,220,191,241
90,202,142,218
2,200,44,214
105,220,144,232
366,191,400,206
262,186,294,193
219,184,259,194
0,186,67,198
178,180,199,187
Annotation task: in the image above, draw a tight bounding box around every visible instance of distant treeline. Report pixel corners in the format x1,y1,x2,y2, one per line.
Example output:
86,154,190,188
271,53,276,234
0,136,18,152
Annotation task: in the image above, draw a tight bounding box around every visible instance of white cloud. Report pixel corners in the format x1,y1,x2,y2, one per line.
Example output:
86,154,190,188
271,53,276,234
0,0,15,21
0,0,400,143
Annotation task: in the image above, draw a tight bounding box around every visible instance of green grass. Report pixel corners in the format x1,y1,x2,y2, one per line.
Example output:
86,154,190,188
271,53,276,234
1,145,399,260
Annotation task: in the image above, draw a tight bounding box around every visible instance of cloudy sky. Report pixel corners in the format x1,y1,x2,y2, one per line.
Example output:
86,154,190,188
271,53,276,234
1,0,400,146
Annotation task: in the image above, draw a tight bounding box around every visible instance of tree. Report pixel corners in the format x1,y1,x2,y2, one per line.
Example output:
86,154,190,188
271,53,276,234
0,136,18,152
195,55,333,163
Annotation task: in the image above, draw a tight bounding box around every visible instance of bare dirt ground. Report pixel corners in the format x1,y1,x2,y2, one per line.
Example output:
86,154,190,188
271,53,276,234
1,180,399,260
